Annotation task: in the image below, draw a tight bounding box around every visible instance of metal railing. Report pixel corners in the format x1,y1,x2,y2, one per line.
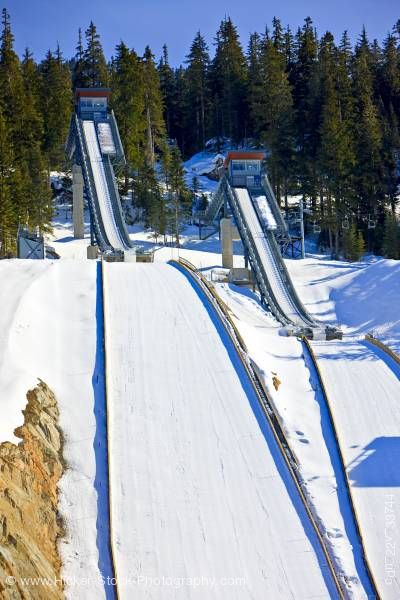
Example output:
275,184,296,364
222,177,291,325
261,174,289,236
109,110,126,164
102,156,132,249
265,229,316,327
74,115,111,251
218,176,341,336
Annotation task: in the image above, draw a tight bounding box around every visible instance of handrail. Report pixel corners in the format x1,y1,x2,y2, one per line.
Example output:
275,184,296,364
203,182,225,224
109,110,126,164
208,176,340,337
102,156,132,249
302,336,381,599
171,257,347,599
223,177,291,324
265,229,316,327
261,173,289,235
74,115,111,251
365,334,400,366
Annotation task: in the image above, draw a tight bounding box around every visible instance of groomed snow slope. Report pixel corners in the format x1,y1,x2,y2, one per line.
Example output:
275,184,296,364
312,339,400,599
0,260,111,599
286,256,400,351
215,283,374,599
83,120,125,250
103,262,337,599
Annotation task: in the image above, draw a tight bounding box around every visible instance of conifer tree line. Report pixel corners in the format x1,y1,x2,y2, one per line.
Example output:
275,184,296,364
0,8,71,254
0,9,399,257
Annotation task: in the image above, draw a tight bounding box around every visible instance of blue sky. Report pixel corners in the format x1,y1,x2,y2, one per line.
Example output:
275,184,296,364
7,0,400,64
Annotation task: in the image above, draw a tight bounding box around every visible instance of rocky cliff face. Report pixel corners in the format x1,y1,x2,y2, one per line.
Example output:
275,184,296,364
0,381,65,599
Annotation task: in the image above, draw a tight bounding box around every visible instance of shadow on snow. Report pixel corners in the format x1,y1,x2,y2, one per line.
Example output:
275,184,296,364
348,437,400,487
93,262,116,599
171,261,338,596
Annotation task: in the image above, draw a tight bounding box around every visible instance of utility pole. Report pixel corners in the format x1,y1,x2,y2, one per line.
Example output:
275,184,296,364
300,197,305,259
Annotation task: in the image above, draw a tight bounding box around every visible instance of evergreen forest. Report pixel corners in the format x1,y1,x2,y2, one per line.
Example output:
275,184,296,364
0,9,399,258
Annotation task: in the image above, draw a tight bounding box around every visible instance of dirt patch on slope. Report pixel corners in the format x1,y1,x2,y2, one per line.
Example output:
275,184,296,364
0,380,65,599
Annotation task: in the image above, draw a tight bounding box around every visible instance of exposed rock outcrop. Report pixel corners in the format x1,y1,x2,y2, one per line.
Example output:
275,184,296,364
0,380,65,599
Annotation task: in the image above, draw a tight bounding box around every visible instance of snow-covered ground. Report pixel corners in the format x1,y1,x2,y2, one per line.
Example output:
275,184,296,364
0,260,112,599
213,252,399,598
2,206,399,599
103,262,338,599
287,255,400,352
286,254,400,597
215,283,373,598
312,339,400,598
183,151,223,195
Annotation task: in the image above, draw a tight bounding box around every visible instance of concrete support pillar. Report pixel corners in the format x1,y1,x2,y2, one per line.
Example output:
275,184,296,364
72,164,84,239
221,217,233,269
87,245,98,259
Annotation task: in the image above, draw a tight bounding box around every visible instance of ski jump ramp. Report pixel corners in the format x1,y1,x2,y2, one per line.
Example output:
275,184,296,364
102,262,339,599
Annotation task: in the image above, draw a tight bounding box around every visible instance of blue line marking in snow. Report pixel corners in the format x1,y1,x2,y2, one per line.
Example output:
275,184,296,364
93,261,116,599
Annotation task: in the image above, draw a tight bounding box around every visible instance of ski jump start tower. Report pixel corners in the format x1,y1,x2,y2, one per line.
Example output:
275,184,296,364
66,87,135,259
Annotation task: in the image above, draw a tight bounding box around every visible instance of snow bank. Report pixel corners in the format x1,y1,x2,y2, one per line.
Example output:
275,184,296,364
184,151,225,176
97,122,116,154
0,260,109,599
183,151,224,194
252,194,277,230
286,256,400,352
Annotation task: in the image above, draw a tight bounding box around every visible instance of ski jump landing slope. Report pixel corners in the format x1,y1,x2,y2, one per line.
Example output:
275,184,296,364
103,262,338,599
312,339,400,599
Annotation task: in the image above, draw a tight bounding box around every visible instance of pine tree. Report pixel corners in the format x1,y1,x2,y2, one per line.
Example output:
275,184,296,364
142,46,166,166
0,8,25,151
356,230,366,260
284,26,295,69
158,45,175,139
0,107,16,253
291,17,319,205
82,22,109,87
246,32,263,138
164,145,191,246
185,31,210,152
378,34,400,215
170,66,188,154
317,32,356,253
382,213,400,258
21,49,44,161
380,33,400,118
210,18,248,144
21,48,53,231
40,48,72,168
0,10,52,242
72,28,86,88
352,31,384,240
343,224,361,261
111,42,145,185
133,161,161,230
249,19,294,200
146,187,166,243
381,105,400,215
